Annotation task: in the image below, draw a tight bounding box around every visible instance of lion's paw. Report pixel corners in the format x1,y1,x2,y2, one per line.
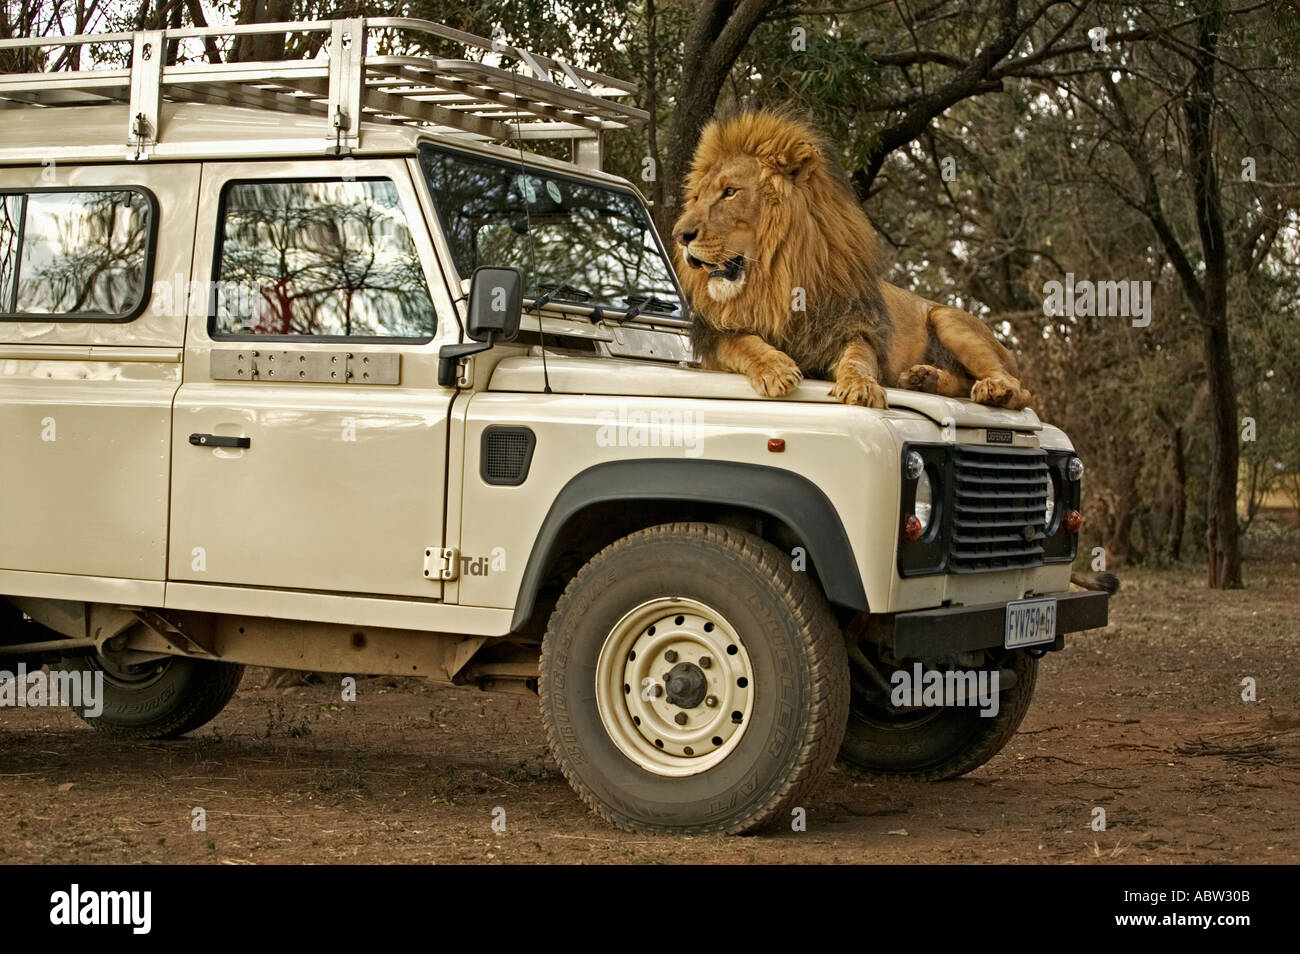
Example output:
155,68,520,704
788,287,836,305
901,364,942,393
746,351,803,398
971,376,1031,409
831,373,888,409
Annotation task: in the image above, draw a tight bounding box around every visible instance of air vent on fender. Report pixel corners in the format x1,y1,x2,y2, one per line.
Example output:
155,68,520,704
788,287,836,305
481,426,536,486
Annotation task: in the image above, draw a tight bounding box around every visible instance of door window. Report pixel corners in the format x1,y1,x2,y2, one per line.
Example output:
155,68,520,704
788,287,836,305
211,178,437,340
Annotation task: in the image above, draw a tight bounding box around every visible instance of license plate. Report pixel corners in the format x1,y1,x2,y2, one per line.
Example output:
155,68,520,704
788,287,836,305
1004,597,1058,649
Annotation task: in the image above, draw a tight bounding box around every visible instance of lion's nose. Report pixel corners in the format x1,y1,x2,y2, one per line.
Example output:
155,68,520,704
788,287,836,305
675,228,697,246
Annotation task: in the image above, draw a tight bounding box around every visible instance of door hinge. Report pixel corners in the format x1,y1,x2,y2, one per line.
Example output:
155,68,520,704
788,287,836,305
424,547,458,581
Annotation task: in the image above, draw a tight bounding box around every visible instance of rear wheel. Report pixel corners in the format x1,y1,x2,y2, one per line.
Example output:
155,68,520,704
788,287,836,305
837,647,1037,780
540,523,849,834
56,653,245,739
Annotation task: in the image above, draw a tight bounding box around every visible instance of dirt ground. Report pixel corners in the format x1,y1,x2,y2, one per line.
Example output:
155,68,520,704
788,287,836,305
2,530,1298,865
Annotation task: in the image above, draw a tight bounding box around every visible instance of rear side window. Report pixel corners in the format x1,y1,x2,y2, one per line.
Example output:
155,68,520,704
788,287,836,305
211,178,437,340
0,189,154,321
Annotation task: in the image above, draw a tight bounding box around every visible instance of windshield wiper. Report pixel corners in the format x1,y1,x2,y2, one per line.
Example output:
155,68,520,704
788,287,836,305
534,282,593,307
622,295,679,321
532,283,606,324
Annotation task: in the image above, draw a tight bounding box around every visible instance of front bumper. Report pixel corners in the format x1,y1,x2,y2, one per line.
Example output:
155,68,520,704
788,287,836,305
889,590,1108,658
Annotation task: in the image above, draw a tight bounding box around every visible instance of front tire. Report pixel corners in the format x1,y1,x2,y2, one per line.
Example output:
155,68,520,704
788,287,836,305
56,653,245,739
837,647,1038,780
540,523,849,834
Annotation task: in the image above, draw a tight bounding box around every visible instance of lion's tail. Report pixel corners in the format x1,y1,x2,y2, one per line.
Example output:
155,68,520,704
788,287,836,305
1070,571,1120,594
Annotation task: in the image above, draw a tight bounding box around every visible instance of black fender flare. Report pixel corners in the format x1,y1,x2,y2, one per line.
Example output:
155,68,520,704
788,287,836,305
510,458,869,631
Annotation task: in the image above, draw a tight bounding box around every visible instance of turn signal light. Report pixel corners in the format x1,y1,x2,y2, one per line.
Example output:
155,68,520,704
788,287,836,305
1065,509,1083,534
902,514,923,543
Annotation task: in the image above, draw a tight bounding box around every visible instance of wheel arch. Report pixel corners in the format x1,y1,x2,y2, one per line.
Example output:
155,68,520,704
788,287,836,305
510,458,869,633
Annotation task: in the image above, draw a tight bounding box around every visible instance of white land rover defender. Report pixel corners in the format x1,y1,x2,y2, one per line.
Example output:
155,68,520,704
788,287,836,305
0,18,1107,834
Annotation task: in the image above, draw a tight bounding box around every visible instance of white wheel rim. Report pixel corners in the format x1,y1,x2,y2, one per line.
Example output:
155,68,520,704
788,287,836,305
595,597,755,777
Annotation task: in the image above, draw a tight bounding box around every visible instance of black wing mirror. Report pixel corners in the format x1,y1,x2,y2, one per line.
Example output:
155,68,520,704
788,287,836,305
439,267,524,387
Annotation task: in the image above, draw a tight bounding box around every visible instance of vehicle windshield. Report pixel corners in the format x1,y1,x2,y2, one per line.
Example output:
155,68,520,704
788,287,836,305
418,145,681,319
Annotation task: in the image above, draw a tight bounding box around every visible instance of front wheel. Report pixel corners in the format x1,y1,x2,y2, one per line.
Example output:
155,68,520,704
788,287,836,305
837,647,1038,780
56,653,245,739
539,523,850,834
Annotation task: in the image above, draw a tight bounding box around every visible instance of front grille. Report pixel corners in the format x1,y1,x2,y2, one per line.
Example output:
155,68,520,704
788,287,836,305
949,446,1050,572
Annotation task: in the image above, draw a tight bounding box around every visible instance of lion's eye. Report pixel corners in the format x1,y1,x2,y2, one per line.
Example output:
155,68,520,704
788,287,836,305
722,187,738,198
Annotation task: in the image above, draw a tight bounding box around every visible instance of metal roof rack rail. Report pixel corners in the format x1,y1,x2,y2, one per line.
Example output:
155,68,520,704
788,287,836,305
0,17,647,167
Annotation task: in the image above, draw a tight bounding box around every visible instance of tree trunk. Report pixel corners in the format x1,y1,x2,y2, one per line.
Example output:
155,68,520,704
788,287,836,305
1186,1,1242,588
1110,1,1243,588
1202,313,1242,586
1107,456,1141,566
231,0,293,63
185,0,223,64
655,0,789,237
1164,424,1186,562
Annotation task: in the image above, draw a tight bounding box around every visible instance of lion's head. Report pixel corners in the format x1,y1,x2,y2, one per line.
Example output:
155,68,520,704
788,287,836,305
671,111,881,342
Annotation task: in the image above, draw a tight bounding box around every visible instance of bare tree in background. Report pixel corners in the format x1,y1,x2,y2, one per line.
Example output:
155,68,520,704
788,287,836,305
1086,0,1258,588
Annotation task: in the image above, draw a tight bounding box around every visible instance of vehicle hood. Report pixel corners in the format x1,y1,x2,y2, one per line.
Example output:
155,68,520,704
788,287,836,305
488,355,1042,431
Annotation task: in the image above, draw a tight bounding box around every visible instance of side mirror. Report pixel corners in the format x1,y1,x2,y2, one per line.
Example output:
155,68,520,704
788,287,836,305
466,266,523,342
439,266,524,387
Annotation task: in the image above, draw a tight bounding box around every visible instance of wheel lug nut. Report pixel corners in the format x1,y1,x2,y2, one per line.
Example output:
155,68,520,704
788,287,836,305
651,684,664,698
705,695,718,707
699,656,711,668
664,650,678,663
674,712,688,725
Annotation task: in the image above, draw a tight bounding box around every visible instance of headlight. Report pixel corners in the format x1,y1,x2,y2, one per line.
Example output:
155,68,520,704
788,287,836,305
905,450,925,480
1068,456,1084,481
914,469,934,533
1044,475,1057,528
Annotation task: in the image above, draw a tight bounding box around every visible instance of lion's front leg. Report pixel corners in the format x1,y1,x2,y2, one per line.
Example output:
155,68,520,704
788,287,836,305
830,339,888,409
713,333,804,397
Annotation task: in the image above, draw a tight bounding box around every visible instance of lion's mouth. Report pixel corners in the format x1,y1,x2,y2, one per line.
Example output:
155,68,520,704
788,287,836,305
688,253,745,282
710,255,745,281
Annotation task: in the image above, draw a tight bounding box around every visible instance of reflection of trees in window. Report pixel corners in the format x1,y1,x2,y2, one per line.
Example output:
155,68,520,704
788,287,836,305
420,149,678,314
13,191,149,316
0,195,20,313
215,179,436,338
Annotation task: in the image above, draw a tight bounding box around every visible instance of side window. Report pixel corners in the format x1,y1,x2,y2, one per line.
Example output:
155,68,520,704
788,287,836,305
212,178,437,339
0,195,19,313
0,189,154,320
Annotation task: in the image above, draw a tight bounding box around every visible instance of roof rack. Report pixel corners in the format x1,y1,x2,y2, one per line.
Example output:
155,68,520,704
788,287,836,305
0,17,647,168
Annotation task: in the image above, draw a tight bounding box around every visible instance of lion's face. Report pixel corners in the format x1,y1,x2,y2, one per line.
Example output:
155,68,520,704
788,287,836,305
672,154,767,303
673,112,880,345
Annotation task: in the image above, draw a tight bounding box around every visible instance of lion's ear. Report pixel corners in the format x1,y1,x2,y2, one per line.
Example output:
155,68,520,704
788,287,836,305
777,140,821,184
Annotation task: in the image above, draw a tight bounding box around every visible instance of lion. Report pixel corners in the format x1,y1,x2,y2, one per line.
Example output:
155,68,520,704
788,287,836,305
671,111,1032,411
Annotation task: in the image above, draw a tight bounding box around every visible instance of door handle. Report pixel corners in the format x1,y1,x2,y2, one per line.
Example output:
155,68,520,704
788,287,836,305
189,433,251,449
